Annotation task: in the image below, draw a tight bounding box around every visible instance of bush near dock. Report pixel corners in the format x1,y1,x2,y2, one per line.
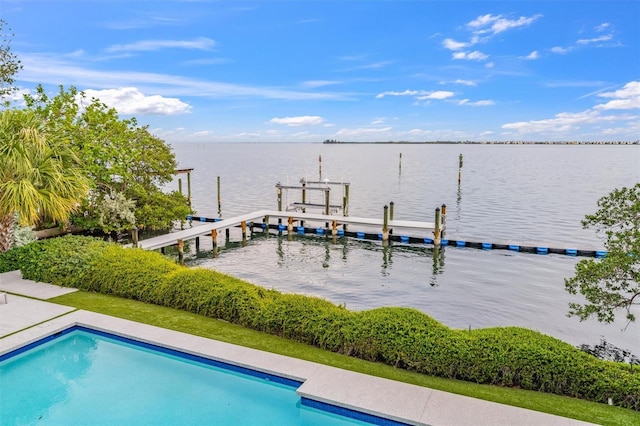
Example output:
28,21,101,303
2,235,638,411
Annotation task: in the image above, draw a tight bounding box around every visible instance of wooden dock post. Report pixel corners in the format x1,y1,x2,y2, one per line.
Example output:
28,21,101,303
441,204,447,238
288,216,294,233
382,205,389,241
210,229,218,257
389,201,395,221
343,183,350,230
434,207,441,246
301,179,306,225
217,176,222,218
319,155,322,180
195,236,200,251
324,188,330,216
277,186,283,224
178,178,183,195
331,219,338,237
399,153,402,174
241,220,247,242
131,226,139,248
177,239,184,265
187,171,192,207
264,215,270,235
458,154,463,185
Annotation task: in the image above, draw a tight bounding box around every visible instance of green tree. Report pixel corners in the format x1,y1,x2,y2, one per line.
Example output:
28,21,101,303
565,183,640,323
0,109,89,251
24,85,190,233
0,20,22,103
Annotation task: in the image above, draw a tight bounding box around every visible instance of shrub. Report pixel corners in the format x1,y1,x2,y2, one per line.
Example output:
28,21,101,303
258,293,356,350
83,245,179,301
0,245,24,273
12,235,111,288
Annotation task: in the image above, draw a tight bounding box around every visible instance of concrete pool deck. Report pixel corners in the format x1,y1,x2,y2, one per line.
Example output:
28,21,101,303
0,271,595,426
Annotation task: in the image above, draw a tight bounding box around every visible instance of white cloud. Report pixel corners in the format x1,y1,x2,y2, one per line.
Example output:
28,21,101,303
501,86,639,135
595,81,640,110
376,89,454,100
107,37,216,52
595,23,610,32
270,116,324,126
376,89,420,98
416,91,454,100
457,99,495,106
467,14,541,35
442,38,468,50
551,46,570,54
502,110,601,133
335,126,392,137
452,79,477,86
82,87,191,115
452,50,488,61
577,34,613,45
371,118,385,125
524,50,540,60
302,80,341,88
18,53,344,102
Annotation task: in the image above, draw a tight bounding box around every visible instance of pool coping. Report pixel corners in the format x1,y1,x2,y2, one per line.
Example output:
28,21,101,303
0,308,595,425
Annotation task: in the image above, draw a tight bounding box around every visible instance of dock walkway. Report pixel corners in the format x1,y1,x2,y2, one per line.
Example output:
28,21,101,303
137,210,436,251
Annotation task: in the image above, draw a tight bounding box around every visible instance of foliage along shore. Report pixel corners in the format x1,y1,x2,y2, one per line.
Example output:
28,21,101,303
1,235,638,411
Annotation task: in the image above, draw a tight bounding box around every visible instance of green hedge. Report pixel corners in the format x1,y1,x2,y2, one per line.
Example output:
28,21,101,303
2,236,638,410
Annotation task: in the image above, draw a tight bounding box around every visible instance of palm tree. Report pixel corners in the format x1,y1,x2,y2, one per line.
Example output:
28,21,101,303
0,109,89,252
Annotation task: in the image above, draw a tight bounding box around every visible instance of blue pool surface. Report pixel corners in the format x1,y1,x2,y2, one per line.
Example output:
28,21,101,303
0,327,399,425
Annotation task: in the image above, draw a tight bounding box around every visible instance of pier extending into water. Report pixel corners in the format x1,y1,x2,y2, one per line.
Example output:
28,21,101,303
135,208,606,262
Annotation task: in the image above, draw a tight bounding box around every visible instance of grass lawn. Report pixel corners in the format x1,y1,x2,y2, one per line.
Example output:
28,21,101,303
50,290,639,426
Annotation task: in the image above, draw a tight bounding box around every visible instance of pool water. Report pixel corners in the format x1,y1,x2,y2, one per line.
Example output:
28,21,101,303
0,328,380,425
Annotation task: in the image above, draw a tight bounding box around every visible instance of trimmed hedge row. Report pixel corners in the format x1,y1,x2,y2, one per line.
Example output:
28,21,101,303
2,236,638,410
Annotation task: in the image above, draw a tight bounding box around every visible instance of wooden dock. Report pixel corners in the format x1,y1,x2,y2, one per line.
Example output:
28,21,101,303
137,210,437,251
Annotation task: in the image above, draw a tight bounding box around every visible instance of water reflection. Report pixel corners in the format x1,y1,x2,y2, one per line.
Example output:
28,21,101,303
188,231,447,284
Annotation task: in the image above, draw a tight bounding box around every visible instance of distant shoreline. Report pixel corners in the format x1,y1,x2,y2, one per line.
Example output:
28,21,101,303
322,140,639,145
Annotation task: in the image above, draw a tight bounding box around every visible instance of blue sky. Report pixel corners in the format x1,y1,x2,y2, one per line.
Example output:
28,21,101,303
2,0,639,143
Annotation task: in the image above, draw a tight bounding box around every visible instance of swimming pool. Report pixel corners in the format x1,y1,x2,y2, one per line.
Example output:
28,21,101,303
0,327,405,425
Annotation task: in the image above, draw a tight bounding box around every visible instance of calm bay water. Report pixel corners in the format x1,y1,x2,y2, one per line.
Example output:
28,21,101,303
168,143,640,355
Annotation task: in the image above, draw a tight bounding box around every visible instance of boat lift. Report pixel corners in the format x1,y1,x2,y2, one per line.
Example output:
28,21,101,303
276,178,350,216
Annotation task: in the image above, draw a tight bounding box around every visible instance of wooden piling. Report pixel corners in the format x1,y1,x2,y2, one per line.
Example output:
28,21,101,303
241,220,247,241
195,236,200,251
332,219,338,237
131,226,139,248
288,216,294,233
389,201,395,221
211,229,218,251
319,155,322,180
187,171,192,207
217,176,222,218
399,153,402,174
434,207,441,246
441,204,447,238
382,205,389,241
301,180,307,215
178,178,183,195
177,239,184,264
324,188,330,216
343,184,350,231
277,186,283,224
